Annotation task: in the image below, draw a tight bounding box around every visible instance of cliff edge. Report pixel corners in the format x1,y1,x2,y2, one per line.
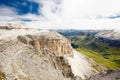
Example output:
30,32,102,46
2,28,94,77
0,27,106,80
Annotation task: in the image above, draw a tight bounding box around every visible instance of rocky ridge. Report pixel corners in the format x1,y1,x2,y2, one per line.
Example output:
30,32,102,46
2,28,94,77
88,69,120,80
0,26,106,80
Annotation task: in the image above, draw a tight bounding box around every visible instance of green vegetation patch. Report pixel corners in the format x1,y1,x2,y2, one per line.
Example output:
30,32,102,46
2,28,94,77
0,72,5,80
76,48,120,69
59,30,120,69
68,35,120,69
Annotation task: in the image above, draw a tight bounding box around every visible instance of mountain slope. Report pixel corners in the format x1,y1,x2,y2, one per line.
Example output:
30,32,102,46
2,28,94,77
57,30,120,69
0,27,106,80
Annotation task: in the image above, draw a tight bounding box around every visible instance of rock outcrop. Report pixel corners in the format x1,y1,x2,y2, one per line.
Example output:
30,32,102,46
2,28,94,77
0,28,106,80
88,69,120,80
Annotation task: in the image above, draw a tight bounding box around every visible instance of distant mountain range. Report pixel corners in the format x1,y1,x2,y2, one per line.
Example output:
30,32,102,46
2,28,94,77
56,29,120,69
96,30,120,40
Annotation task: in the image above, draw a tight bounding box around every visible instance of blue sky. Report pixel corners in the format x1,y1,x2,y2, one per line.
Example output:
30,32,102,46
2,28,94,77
0,0,40,15
0,0,120,30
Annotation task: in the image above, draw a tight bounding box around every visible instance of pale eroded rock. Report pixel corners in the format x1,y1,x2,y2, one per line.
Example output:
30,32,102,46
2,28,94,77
0,29,106,80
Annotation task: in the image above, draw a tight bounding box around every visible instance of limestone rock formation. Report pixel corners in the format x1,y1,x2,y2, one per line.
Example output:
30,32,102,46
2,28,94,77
0,28,106,80
88,69,120,80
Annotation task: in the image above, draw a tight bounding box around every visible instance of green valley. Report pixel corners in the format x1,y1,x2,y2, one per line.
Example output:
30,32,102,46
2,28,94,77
58,30,120,69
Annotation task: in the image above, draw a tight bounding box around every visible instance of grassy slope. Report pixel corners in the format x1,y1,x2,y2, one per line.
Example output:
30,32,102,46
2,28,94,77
68,35,120,69
76,48,120,69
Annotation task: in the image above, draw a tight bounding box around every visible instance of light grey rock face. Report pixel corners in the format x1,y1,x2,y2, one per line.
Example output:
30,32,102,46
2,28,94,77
95,30,120,40
0,29,74,80
0,29,106,80
88,69,120,80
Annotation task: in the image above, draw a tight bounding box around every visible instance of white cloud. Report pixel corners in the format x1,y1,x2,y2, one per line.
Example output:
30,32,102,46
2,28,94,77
0,5,18,21
33,0,62,20
0,5,17,16
33,0,120,19
61,0,120,19
17,13,44,21
25,18,120,30
0,0,120,30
